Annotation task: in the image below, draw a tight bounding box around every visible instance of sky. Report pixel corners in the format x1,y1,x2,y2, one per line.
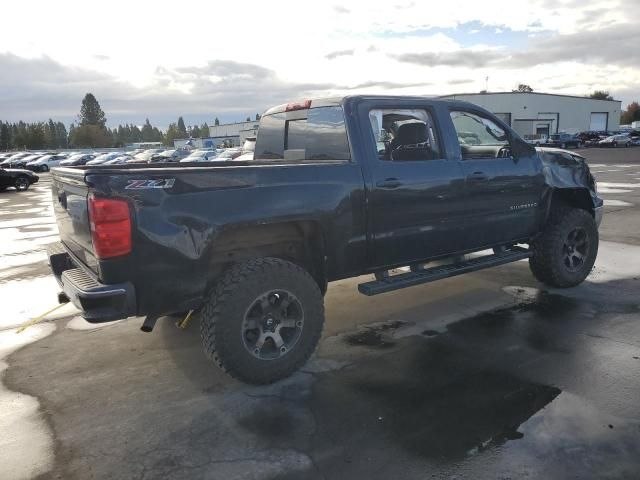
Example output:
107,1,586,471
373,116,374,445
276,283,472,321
0,0,638,129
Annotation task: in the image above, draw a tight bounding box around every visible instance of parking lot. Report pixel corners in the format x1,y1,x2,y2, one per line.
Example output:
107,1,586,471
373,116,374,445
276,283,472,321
2,147,640,479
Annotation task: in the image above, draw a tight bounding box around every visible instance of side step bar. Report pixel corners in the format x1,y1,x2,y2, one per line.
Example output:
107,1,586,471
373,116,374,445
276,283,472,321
358,247,532,296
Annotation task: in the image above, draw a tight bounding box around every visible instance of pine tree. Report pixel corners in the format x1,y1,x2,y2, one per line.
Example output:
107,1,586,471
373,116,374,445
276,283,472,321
214,117,220,126
79,93,107,127
177,117,188,138
0,122,10,150
200,122,209,137
141,118,155,142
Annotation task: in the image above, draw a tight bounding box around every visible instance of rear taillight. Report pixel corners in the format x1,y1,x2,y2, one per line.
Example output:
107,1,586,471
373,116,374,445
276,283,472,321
88,194,131,259
285,99,312,111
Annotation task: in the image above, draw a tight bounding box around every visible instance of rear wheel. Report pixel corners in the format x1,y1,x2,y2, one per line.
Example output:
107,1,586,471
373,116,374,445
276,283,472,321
14,176,30,191
529,207,598,288
199,257,324,384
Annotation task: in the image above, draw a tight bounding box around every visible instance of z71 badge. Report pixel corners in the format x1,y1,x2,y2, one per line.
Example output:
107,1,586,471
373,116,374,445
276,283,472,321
125,179,176,190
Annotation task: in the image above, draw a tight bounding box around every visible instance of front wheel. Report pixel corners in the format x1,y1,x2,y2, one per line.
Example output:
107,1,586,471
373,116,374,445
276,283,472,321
41,165,49,172
14,177,30,191
529,207,598,288
199,257,324,384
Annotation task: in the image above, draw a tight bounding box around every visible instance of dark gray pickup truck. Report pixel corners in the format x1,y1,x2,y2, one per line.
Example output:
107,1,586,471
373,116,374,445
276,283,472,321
48,95,602,384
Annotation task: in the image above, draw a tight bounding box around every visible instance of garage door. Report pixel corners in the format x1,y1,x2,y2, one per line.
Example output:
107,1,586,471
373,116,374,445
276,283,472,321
590,113,608,131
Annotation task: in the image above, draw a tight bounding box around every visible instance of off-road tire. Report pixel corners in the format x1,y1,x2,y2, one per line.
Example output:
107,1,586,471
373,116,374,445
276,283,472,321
529,207,598,288
199,257,324,384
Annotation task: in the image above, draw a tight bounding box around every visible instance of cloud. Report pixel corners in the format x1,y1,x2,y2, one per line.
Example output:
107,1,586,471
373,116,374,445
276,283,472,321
0,54,341,127
325,49,355,60
392,22,640,70
93,54,110,61
393,50,504,68
346,80,431,90
333,5,350,14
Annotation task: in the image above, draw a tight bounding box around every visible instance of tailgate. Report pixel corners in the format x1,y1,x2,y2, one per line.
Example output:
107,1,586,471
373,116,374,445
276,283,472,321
51,168,98,272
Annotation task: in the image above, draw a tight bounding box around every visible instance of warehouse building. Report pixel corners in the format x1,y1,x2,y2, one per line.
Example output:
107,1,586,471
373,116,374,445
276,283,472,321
206,119,259,147
440,92,621,138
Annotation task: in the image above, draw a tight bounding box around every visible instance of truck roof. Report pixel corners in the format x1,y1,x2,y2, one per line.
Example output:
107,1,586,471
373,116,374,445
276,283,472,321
263,95,463,116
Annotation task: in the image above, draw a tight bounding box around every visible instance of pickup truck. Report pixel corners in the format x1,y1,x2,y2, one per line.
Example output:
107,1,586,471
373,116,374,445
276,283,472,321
48,95,602,384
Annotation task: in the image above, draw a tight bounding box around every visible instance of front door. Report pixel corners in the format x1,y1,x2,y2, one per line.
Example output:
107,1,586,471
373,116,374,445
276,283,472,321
448,109,545,250
364,104,467,269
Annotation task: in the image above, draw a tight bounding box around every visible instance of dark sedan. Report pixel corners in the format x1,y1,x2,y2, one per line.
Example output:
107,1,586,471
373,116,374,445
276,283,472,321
0,167,39,191
544,133,582,149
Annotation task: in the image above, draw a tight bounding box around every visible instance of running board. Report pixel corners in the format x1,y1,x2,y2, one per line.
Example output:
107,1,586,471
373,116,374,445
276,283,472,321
358,247,532,296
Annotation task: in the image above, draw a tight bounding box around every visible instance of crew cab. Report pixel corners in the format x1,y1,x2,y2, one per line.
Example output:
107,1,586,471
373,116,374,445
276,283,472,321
48,95,602,384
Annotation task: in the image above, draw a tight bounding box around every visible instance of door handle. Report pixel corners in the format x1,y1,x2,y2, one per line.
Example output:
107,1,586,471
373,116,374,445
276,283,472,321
376,178,403,189
469,171,488,182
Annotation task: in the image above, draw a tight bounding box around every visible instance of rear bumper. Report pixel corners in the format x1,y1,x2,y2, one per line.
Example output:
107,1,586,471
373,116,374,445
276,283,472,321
47,242,136,322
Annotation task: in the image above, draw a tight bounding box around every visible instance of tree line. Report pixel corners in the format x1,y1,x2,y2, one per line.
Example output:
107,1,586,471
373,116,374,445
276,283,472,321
1,93,260,151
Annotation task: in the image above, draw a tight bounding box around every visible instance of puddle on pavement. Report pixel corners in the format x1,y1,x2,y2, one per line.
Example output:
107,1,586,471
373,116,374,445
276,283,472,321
344,320,407,349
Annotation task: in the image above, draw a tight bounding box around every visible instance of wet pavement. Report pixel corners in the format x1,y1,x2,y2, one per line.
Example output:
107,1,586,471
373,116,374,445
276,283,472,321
2,148,640,479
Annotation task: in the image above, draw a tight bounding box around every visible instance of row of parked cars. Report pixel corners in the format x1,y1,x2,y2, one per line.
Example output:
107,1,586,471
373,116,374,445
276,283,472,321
525,130,640,148
0,139,256,173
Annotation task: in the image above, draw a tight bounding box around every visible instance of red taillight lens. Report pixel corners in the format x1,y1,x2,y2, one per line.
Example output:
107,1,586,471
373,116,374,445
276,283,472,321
285,99,312,111
88,194,131,259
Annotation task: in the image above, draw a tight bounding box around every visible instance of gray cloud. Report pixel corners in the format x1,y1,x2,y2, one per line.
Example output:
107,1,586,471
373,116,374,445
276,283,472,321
333,5,350,14
325,49,355,60
0,54,342,127
394,50,504,68
346,80,432,90
394,23,640,70
93,54,110,61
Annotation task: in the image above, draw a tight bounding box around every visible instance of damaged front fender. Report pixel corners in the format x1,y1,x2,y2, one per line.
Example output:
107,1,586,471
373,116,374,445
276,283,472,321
536,147,603,226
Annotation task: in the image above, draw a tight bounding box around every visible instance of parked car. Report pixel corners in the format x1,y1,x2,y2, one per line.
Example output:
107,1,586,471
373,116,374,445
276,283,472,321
523,134,548,146
49,95,602,385
544,133,581,149
102,155,133,165
10,154,43,169
26,153,68,172
215,148,242,160
59,154,96,167
0,167,39,191
235,137,256,161
1,152,33,167
576,131,605,147
179,150,218,163
86,153,123,165
598,134,632,147
149,149,190,163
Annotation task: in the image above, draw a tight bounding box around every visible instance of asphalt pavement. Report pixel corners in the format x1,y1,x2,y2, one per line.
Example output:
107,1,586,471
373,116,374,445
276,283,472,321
1,147,640,480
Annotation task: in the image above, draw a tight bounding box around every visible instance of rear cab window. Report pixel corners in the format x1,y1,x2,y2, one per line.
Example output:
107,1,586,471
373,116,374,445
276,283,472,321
254,106,351,161
367,108,441,161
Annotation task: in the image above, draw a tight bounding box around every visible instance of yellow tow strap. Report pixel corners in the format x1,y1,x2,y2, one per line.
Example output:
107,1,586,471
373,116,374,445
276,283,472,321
16,303,67,333
176,310,194,330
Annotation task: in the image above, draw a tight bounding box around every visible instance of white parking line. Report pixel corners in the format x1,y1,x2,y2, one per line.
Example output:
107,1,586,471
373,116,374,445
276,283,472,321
598,182,640,188
597,187,632,194
604,199,634,207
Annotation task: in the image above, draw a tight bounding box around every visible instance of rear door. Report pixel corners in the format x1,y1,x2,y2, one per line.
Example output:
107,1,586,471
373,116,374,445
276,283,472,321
361,101,467,268
448,108,545,249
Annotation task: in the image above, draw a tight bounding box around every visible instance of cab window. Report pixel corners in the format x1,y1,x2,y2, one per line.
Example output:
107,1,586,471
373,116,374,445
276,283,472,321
368,109,440,161
450,110,511,160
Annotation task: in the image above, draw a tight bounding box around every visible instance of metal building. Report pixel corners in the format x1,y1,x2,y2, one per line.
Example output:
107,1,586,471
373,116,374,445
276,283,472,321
440,92,621,137
207,120,259,147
